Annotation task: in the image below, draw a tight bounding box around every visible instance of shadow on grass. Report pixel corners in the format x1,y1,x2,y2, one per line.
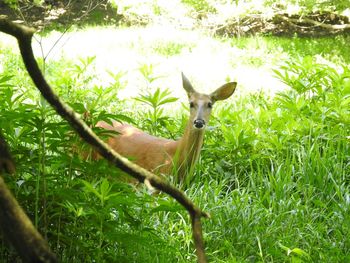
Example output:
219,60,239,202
0,0,122,33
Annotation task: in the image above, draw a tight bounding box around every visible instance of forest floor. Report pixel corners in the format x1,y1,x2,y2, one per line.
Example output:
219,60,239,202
2,0,350,36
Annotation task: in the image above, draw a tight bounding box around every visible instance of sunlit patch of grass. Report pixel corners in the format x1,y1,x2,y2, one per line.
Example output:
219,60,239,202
7,25,350,99
229,35,350,66
152,41,194,57
2,25,301,96
275,35,350,64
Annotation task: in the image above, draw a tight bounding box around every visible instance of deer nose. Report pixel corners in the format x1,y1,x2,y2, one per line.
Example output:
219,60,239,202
193,119,206,129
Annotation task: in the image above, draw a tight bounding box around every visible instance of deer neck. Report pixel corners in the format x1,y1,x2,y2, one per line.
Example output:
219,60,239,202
174,121,205,180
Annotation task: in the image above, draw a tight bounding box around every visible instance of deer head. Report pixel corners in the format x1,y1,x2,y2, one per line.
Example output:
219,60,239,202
182,73,237,130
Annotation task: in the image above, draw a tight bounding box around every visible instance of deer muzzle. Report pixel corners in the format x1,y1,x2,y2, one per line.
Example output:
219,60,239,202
193,119,206,129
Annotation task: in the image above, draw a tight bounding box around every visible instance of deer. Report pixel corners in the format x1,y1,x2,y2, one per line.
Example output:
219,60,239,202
94,73,237,184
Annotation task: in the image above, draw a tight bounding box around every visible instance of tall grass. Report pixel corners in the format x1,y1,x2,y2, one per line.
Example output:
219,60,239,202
196,55,350,262
0,34,349,262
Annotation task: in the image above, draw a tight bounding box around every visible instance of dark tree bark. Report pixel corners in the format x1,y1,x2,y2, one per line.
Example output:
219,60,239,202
0,133,15,175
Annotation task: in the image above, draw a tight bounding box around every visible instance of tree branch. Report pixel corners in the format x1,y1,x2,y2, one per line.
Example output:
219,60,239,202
0,17,209,262
277,14,350,30
0,132,57,262
0,132,15,175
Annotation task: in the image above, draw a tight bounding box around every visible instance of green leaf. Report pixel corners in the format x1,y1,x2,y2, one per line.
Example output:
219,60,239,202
100,178,112,199
290,248,310,258
81,180,102,200
0,75,15,88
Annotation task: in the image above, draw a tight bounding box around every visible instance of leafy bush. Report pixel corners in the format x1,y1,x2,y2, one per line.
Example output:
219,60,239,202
0,52,181,261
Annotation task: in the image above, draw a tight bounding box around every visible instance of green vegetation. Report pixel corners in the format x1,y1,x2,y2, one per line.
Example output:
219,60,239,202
1,0,350,261
229,35,350,65
0,30,349,261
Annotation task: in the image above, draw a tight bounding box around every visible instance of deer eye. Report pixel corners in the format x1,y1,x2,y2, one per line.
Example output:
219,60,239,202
190,102,195,108
207,102,213,108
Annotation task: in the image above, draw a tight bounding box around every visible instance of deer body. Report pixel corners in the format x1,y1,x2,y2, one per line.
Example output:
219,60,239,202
95,74,237,181
96,121,178,175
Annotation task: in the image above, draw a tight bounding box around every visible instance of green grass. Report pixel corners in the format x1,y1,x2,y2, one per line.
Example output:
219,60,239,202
228,34,350,66
0,29,349,262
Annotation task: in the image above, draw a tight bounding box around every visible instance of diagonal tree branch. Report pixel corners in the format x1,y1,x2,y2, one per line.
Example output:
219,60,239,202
0,17,209,262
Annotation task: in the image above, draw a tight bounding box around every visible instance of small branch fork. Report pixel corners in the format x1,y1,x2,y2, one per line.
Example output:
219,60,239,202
0,17,209,262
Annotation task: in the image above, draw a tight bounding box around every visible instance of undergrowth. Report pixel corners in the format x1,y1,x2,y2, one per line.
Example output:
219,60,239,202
0,36,349,262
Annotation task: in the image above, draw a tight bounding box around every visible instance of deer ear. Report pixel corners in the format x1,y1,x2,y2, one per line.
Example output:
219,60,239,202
182,72,196,96
210,82,237,102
